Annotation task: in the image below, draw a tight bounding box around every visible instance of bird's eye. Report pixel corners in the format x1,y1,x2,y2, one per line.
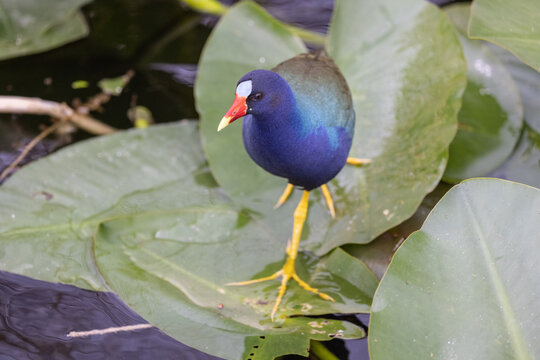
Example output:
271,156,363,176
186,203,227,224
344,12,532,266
252,92,263,101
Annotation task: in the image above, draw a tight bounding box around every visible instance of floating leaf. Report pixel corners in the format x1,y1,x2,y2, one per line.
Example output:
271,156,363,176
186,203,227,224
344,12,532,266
0,0,90,60
197,0,467,255
469,0,540,72
0,122,376,360
370,178,540,359
0,122,208,290
96,211,374,359
443,4,523,182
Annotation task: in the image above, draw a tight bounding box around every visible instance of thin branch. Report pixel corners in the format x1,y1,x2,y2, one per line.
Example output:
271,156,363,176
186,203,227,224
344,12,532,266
67,324,153,338
0,121,63,182
0,96,116,135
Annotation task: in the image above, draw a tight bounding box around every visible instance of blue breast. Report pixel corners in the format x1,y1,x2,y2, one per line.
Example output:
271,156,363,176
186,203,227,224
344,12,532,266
242,52,355,190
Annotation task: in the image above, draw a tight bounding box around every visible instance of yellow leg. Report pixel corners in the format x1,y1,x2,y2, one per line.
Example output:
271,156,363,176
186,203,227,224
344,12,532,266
347,157,371,166
274,183,294,209
227,190,334,321
320,184,335,218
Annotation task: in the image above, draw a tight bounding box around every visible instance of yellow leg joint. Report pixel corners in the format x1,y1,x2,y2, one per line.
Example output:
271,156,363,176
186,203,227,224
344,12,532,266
320,184,335,218
227,190,334,321
274,183,294,209
347,157,371,166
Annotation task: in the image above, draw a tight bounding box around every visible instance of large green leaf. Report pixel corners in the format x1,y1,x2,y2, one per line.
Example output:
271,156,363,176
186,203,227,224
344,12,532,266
0,121,208,289
197,0,467,255
326,0,465,249
96,212,374,359
443,4,523,182
370,178,540,359
0,122,376,360
0,0,91,60
469,0,540,72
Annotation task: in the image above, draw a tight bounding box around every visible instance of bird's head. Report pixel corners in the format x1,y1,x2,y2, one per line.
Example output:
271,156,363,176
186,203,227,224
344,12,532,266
217,70,292,131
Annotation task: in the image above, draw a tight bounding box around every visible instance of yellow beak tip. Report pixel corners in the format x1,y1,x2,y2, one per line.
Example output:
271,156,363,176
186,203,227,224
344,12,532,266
217,116,232,132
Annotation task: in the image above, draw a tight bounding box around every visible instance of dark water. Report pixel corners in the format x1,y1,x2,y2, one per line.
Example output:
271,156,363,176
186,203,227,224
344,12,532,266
0,271,221,360
0,0,463,358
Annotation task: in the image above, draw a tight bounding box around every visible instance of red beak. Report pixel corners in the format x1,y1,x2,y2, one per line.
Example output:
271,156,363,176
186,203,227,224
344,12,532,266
217,94,247,131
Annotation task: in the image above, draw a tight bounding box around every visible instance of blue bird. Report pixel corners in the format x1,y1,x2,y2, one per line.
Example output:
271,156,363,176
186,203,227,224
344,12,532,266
218,51,369,320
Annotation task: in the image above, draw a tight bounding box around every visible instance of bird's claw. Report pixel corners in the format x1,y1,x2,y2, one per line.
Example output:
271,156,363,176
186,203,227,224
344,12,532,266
226,265,333,321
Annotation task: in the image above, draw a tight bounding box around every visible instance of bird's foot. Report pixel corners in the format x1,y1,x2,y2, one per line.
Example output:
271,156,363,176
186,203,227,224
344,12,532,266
227,252,334,321
230,191,333,321
274,183,294,209
347,157,371,166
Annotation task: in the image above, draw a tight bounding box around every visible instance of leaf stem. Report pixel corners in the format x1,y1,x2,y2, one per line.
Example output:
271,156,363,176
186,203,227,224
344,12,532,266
310,341,339,360
283,24,326,46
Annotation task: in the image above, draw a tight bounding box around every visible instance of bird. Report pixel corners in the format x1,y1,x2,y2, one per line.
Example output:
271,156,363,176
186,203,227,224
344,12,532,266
217,51,370,320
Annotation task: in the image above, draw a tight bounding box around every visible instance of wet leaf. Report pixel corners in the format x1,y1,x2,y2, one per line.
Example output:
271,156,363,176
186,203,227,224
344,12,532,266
0,122,208,290
0,122,376,360
0,0,90,60
96,211,373,359
197,0,467,255
443,4,523,182
469,0,540,72
370,178,540,360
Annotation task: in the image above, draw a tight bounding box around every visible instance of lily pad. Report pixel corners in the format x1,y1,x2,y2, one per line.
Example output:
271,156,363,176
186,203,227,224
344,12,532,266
96,210,375,359
469,0,540,72
0,122,376,360
370,178,540,359
443,4,523,182
197,0,467,255
0,0,90,60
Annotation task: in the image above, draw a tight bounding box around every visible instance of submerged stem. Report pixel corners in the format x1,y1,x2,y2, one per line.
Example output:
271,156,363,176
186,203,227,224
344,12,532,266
310,341,339,360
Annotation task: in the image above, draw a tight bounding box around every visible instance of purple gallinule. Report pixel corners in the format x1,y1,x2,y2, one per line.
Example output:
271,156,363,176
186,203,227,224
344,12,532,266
218,51,369,320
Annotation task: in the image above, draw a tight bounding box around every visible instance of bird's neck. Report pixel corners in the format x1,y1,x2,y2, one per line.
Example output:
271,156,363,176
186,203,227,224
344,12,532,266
248,97,305,136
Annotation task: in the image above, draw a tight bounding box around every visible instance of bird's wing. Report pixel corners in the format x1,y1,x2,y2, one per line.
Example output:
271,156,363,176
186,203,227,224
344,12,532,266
272,51,355,136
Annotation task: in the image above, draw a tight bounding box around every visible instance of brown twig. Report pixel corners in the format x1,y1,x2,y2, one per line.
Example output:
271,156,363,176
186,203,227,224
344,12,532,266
0,96,117,135
0,121,63,182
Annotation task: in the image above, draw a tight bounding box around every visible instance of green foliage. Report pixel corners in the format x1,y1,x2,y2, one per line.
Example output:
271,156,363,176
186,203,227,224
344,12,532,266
197,0,466,256
370,179,540,360
0,0,90,60
0,122,375,359
469,0,540,72
1,0,540,359
443,5,523,182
